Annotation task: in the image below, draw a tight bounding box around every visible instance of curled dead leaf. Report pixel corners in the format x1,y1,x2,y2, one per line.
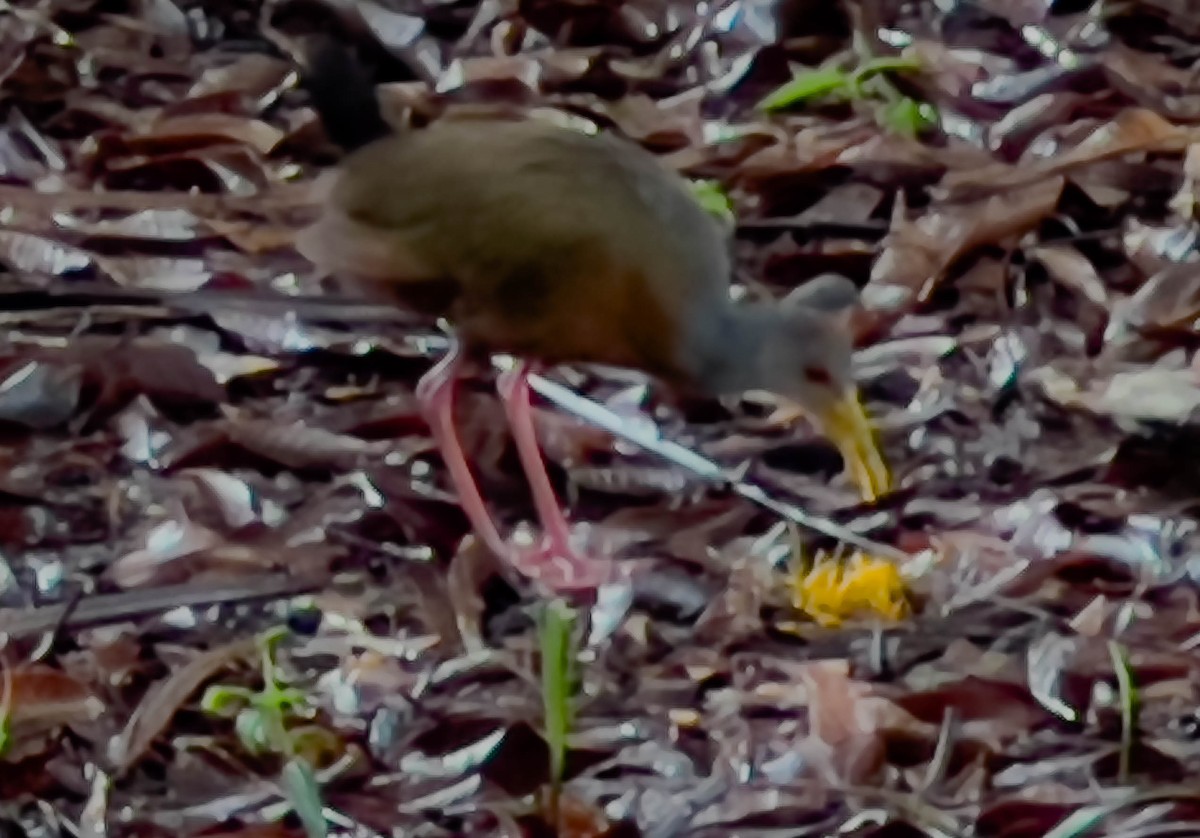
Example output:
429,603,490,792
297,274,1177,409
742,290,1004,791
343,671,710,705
865,177,1064,315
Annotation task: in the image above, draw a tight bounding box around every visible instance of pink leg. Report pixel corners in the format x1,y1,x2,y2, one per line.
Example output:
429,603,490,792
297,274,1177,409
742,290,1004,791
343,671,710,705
415,339,508,559
496,361,574,547
497,361,612,590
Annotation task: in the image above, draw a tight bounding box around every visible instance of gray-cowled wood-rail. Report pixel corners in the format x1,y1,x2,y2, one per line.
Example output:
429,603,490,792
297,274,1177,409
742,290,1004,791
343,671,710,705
296,43,889,592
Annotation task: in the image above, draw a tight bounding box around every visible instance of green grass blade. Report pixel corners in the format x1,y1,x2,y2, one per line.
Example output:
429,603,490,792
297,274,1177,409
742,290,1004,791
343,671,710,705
757,67,851,111
281,757,328,838
539,598,578,808
850,55,924,89
1107,640,1138,783
200,685,256,717
235,707,271,755
880,97,938,137
690,179,734,222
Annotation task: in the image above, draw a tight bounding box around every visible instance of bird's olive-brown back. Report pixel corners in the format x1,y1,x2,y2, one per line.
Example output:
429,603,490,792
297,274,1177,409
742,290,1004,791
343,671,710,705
327,119,734,385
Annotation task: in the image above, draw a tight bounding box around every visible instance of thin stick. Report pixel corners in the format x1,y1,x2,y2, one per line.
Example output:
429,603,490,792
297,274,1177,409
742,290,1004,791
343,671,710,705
523,367,908,560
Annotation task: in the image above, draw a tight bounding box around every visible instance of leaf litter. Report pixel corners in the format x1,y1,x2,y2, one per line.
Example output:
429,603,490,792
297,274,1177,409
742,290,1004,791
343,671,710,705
2,0,1200,835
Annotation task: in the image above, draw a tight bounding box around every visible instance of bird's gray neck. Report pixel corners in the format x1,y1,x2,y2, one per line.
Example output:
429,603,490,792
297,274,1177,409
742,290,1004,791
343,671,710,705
684,300,779,397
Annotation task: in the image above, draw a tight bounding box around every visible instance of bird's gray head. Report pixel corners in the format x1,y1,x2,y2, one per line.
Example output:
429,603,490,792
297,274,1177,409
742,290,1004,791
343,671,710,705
756,303,855,417
754,274,859,415
752,274,889,500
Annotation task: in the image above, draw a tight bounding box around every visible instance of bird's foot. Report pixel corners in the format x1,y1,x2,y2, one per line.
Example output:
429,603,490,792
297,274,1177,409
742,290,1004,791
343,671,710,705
507,529,614,594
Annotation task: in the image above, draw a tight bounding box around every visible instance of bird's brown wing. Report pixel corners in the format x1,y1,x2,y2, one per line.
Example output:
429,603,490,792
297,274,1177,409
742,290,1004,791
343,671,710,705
297,120,729,380
295,210,434,282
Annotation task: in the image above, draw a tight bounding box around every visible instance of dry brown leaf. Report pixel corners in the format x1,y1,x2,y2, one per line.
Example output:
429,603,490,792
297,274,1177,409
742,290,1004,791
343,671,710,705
186,53,296,102
442,538,499,653
106,514,226,588
941,108,1193,198
864,177,1064,314
1103,43,1200,120
893,676,1051,740
137,113,287,156
1032,244,1109,308
438,55,542,96
585,88,705,147
206,218,301,254
5,664,104,728
1032,362,1200,424
1105,264,1200,346
797,659,891,785
109,636,256,772
226,417,393,471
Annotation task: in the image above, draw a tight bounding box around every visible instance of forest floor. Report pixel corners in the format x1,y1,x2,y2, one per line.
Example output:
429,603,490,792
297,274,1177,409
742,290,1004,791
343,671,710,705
1,0,1200,836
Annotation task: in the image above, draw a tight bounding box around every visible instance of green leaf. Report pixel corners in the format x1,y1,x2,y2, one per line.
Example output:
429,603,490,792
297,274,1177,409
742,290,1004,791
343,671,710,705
281,758,328,838
254,684,311,717
1108,640,1139,783
848,55,923,96
880,97,938,137
538,598,578,792
690,180,734,222
757,67,852,111
257,626,290,684
538,597,580,830
259,625,290,654
200,685,255,718
235,707,272,755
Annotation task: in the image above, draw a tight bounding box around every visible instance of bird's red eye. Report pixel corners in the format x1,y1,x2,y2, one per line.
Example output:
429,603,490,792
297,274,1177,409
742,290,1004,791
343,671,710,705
803,366,832,385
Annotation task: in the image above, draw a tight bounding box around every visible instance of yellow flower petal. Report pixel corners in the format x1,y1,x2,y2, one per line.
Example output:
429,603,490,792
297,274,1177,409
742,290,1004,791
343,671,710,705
792,551,910,627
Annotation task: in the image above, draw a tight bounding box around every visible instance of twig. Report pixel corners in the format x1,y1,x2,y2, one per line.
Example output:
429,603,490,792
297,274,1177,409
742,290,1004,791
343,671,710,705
919,706,959,794
0,573,325,639
525,369,908,559
0,181,319,217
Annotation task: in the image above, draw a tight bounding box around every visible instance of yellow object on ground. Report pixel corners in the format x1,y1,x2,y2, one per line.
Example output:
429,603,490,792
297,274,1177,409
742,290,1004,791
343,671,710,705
792,551,911,627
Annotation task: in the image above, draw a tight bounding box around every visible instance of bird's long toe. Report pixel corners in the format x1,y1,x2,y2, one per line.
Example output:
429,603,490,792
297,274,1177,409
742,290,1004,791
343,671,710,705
510,534,615,594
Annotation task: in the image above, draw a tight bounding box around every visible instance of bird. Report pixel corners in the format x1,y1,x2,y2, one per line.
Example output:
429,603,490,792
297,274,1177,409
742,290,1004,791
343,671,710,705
295,41,890,592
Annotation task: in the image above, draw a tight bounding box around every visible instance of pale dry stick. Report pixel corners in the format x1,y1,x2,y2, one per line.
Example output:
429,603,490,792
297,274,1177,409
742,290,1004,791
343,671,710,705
0,574,323,639
918,706,960,794
0,181,320,217
524,367,907,560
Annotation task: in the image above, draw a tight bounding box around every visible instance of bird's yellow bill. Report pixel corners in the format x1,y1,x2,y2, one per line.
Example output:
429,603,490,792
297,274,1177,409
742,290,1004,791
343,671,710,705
819,389,890,502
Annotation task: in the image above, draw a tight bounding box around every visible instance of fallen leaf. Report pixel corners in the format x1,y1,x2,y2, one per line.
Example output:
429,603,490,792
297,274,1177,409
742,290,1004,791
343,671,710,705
109,636,256,772
864,177,1064,315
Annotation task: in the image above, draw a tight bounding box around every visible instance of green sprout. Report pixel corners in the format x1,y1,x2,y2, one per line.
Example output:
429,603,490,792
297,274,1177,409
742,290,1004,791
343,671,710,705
1107,640,1139,784
880,96,939,138
201,627,335,838
757,66,853,112
690,179,735,224
538,598,581,829
757,52,937,139
0,666,12,759
846,55,925,97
